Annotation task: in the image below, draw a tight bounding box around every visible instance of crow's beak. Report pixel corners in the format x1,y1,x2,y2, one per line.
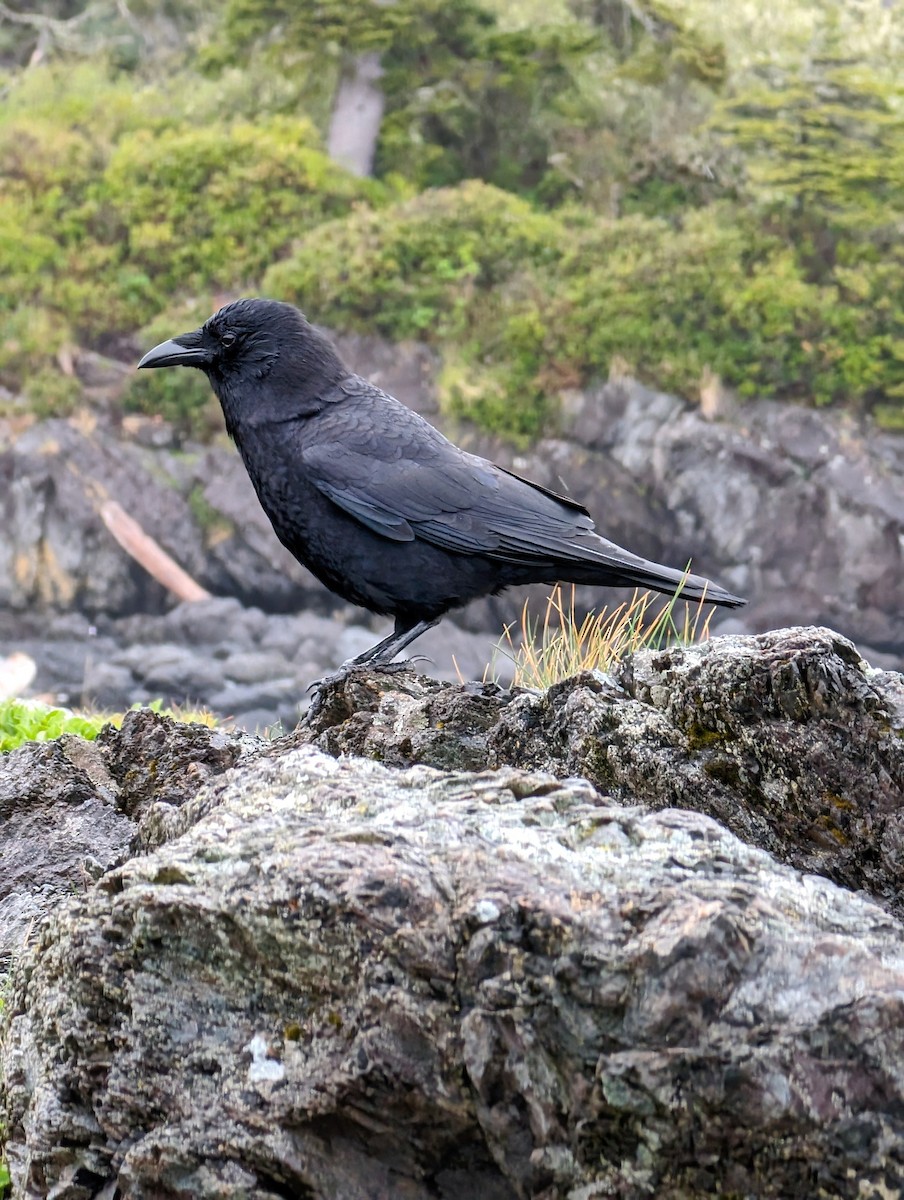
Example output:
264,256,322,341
137,331,209,370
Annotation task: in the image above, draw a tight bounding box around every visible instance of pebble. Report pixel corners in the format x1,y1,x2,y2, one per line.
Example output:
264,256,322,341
82,663,135,703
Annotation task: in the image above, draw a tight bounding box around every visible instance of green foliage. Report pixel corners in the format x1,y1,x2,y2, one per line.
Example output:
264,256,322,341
124,299,228,437
0,306,72,392
265,182,560,337
0,1157,8,1197
217,0,601,197
124,367,218,439
0,0,902,434
264,182,565,438
0,60,383,391
265,182,904,436
0,699,110,752
0,698,218,754
101,117,375,302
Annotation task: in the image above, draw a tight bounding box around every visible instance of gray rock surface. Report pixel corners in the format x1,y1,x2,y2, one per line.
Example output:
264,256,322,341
298,626,904,917
0,599,504,734
4,740,904,1198
560,378,904,662
0,710,250,964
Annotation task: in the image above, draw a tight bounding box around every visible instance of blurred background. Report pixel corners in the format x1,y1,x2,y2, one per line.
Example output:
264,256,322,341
0,0,901,733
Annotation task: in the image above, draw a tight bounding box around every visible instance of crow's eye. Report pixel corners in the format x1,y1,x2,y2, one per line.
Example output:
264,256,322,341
221,331,237,348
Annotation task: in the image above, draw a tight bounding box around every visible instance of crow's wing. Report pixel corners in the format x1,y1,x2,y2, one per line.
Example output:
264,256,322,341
299,391,612,566
297,379,747,607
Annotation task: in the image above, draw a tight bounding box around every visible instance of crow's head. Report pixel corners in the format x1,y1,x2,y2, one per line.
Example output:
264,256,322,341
138,298,347,421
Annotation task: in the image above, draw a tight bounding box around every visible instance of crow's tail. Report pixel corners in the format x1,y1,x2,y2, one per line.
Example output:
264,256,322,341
562,547,745,609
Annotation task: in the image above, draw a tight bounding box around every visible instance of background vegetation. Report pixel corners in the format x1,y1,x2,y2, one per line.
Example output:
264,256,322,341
0,0,901,440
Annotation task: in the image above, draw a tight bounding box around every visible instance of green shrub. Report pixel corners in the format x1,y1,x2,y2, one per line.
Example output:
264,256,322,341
264,182,567,438
0,700,110,752
1,6,902,437
0,698,218,754
0,62,386,391
0,306,73,389
123,298,224,437
264,181,562,338
266,184,904,435
101,117,379,297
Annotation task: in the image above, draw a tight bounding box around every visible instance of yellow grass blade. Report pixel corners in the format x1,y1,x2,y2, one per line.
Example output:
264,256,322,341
487,571,714,689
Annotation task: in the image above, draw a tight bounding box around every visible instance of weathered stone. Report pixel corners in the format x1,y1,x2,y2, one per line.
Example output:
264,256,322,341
97,709,251,824
4,347,904,670
0,735,129,965
0,711,252,962
4,745,904,1198
135,644,223,692
0,419,207,616
563,377,904,663
221,650,302,685
299,627,904,916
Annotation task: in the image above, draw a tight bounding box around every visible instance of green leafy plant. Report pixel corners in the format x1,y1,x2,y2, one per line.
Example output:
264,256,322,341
1,0,902,433
0,698,217,754
0,699,110,752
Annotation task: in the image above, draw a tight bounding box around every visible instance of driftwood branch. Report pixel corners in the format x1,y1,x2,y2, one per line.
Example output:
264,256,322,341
100,500,211,603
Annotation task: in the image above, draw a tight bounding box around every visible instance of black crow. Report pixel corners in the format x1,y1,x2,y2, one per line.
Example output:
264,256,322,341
138,298,744,670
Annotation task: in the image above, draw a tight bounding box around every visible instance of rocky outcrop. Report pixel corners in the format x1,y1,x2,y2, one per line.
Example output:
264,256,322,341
3,744,904,1198
1,627,904,1198
300,626,904,917
0,710,250,965
0,417,317,616
558,376,904,663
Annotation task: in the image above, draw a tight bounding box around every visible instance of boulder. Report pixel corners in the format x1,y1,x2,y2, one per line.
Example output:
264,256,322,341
0,710,250,966
299,626,904,918
3,743,904,1198
1,627,903,1197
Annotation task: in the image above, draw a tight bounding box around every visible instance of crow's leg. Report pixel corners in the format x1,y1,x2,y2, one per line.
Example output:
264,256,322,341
352,617,440,666
305,617,441,704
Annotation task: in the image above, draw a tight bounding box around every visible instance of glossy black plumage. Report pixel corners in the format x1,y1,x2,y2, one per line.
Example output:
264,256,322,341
138,298,745,666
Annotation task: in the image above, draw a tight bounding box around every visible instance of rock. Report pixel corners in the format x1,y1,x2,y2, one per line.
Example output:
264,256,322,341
4,743,904,1198
3,631,120,706
205,678,302,726
133,643,220,692
0,418,209,617
301,669,513,771
0,711,252,964
73,349,132,395
565,377,904,661
298,627,904,917
0,735,130,965
82,660,136,704
221,650,304,685
157,595,254,643
4,345,904,669
0,598,507,734
97,709,252,826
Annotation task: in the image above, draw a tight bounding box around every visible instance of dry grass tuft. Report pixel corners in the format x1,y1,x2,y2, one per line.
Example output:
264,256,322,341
483,577,715,690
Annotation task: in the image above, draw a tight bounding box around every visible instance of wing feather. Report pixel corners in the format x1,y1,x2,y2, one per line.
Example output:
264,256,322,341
299,383,603,565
